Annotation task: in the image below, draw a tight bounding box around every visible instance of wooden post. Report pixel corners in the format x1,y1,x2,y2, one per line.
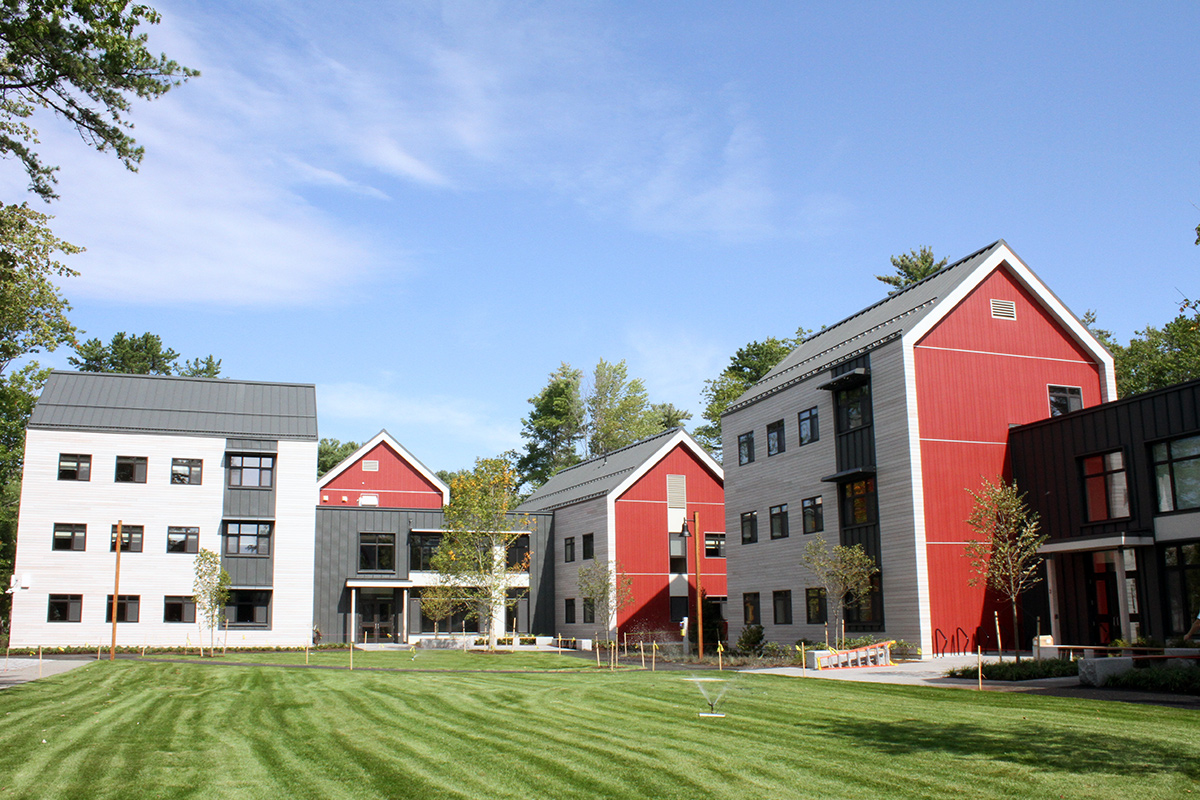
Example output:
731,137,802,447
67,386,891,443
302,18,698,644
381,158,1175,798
994,610,1003,663
693,512,704,661
977,646,982,691
652,642,657,671
110,520,124,661
38,645,42,677
640,641,645,669
349,641,354,671
305,641,309,665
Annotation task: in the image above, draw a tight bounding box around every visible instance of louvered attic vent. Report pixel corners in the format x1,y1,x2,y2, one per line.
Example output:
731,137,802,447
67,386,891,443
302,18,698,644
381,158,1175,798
362,460,379,471
990,299,1017,320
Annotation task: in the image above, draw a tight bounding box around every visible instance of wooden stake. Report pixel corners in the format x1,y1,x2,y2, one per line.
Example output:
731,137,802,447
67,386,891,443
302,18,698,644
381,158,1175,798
38,645,42,677
305,641,309,665
977,646,982,691
110,520,124,661
994,610,1003,663
652,643,657,671
349,642,354,671
640,641,645,669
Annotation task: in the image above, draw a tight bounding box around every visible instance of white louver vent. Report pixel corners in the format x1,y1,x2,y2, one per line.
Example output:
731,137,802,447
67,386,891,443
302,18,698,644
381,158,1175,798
666,474,687,534
990,299,1017,320
362,460,379,472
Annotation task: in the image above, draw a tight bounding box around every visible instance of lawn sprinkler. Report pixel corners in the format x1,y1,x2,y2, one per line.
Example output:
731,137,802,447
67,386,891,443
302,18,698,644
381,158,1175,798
686,676,729,718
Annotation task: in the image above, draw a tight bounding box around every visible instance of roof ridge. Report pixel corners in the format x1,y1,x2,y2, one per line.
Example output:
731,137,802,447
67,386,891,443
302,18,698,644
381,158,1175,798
49,369,315,389
551,426,682,476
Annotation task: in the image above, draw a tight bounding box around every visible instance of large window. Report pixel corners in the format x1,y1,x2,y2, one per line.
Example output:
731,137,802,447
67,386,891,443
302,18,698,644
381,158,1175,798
582,532,594,560
705,532,726,558
767,420,786,456
110,525,144,552
164,596,196,623
225,590,271,626
802,496,824,533
669,596,688,623
769,504,789,539
1083,451,1130,521
564,536,575,563
1048,385,1082,417
773,590,793,625
224,522,271,556
114,456,147,483
841,479,877,526
738,431,755,465
741,511,758,544
583,598,595,624
836,385,871,431
58,454,91,481
171,458,202,485
52,523,86,551
359,533,396,572
743,592,761,626
47,594,82,622
167,526,199,554
1154,435,1200,513
798,407,819,446
1163,543,1200,635
106,595,140,623
409,533,441,570
564,598,576,624
507,534,530,569
806,588,827,624
228,454,274,487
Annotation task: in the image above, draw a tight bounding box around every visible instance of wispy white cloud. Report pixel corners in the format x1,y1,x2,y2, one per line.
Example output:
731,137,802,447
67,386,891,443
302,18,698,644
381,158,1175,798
624,325,728,414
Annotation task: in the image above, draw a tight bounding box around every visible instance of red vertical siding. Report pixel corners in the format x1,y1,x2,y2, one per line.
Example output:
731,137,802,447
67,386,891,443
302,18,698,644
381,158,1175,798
319,441,444,509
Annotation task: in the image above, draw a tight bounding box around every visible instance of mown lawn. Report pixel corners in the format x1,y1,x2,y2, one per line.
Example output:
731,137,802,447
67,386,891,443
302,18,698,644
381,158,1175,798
162,647,600,671
0,655,1196,800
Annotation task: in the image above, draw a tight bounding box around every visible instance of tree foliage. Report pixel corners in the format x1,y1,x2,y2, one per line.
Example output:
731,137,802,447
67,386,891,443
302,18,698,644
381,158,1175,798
1083,306,1200,398
517,362,584,489
418,583,461,637
585,359,662,457
317,438,360,478
192,548,230,656
0,0,197,201
964,478,1046,662
876,246,947,293
801,537,878,649
575,559,634,641
68,331,220,376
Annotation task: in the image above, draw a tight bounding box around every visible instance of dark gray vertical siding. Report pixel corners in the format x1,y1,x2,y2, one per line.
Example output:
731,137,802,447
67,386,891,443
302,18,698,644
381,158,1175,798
526,512,554,633
224,488,276,518
223,555,273,586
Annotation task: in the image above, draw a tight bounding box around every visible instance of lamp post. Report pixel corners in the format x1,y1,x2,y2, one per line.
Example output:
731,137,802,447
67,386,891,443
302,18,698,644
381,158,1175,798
680,513,703,659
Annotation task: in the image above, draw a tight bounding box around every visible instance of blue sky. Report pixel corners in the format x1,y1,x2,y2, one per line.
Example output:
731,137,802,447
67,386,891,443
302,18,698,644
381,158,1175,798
7,2,1199,471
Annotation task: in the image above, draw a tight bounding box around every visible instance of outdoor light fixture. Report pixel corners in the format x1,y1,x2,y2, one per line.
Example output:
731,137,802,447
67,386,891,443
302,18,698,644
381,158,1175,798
678,515,703,658
679,519,691,538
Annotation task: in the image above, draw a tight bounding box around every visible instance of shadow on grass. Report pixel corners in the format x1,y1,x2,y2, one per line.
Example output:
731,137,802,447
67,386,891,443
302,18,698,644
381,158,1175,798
810,718,1200,781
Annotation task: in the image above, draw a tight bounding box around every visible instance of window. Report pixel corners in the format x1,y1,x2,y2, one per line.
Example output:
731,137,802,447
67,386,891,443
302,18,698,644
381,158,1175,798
409,533,441,570
705,532,726,558
743,592,760,626
582,532,594,560
583,598,595,624
171,458,202,485
58,454,91,481
836,385,871,431
1048,385,1082,417
1083,452,1130,521
564,598,576,624
225,590,271,626
359,533,396,572
228,454,274,487
669,536,687,573
773,590,793,625
798,407,819,446
670,596,688,623
105,595,140,623
164,596,196,623
110,525,144,552
841,479,877,526
52,523,86,551
770,504,789,539
767,420,785,456
114,456,147,483
507,534,530,569
167,526,200,554
224,522,271,556
738,432,755,465
47,594,82,622
564,536,575,563
802,497,823,533
1154,435,1200,513
1163,543,1200,634
741,511,758,544
806,588,827,624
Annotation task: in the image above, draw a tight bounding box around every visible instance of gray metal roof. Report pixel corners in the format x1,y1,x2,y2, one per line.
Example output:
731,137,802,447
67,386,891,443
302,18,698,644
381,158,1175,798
518,428,686,512
28,371,318,440
727,240,1008,414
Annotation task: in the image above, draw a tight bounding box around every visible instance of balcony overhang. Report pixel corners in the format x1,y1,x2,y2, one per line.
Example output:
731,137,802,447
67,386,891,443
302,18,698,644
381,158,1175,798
820,465,876,483
816,368,869,392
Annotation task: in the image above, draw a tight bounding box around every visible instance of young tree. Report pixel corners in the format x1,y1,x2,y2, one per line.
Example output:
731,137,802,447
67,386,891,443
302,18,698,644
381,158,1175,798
964,478,1047,662
431,457,528,650
192,548,231,657
317,438,361,477
876,246,947,293
585,359,660,456
419,583,461,638
517,363,584,489
575,559,634,643
802,537,878,649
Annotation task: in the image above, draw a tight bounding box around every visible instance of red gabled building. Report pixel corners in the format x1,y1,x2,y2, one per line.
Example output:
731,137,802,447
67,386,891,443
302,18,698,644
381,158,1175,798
318,430,448,509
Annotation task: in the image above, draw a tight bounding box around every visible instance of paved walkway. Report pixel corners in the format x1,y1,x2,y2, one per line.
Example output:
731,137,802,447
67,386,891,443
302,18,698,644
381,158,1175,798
0,655,93,689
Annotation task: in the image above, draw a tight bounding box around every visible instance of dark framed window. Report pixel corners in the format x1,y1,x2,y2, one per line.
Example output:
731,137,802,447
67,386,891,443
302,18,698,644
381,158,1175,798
669,596,688,623
1083,451,1130,522
52,523,86,551
802,496,823,533
841,479,877,526
583,598,595,624
164,596,196,623
1153,435,1200,513
359,532,396,572
738,432,755,465
106,594,140,623
110,525,144,552
1048,385,1083,417
1163,543,1200,635
564,536,575,563
773,590,793,625
564,598,576,624
167,526,199,553
224,522,271,556
769,504,789,539
507,534,530,569
171,458,202,485
743,592,760,626
836,385,871,432
225,590,271,626
582,532,594,560
409,533,441,571
798,407,819,446
669,535,687,573
705,532,726,558
767,420,785,456
741,511,758,544
844,573,883,628
114,456,147,483
58,454,91,481
228,454,274,487
48,594,82,622
806,588,827,624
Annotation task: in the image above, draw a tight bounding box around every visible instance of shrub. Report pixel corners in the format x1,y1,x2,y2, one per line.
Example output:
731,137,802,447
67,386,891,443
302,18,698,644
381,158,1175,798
760,641,790,659
1106,663,1200,695
945,658,1078,681
735,625,765,656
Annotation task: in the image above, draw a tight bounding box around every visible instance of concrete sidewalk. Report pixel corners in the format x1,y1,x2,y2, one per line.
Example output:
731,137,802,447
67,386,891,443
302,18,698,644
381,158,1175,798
0,655,93,689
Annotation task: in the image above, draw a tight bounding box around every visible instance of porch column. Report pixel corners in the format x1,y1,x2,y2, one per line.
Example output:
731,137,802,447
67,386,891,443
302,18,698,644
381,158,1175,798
401,588,409,644
349,587,357,645
1114,548,1132,642
1046,557,1062,644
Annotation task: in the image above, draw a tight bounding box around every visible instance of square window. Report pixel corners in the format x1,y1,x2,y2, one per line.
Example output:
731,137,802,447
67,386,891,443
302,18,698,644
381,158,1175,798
669,596,689,623
806,588,827,624
836,385,871,432
167,526,199,554
669,536,687,573
773,590,793,625
359,532,396,572
115,456,147,483
770,504,789,539
225,590,271,626
224,522,271,556
767,420,785,456
1153,435,1200,513
705,532,725,558
743,592,760,626
802,497,823,533
1082,451,1130,522
1048,385,1082,417
582,533,594,560
52,523,86,551
740,511,758,544
227,454,274,487
507,534,530,569
110,525,144,552
171,458,203,485
564,536,575,563
841,479,876,527
409,533,440,571
738,432,755,465
564,598,576,624
583,598,595,624
47,594,82,622
58,454,91,481
105,594,140,623
164,596,196,624
798,408,819,446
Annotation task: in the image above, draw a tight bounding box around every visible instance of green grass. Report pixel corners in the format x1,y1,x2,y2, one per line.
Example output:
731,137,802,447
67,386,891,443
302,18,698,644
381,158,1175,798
159,647,601,671
0,656,1196,799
